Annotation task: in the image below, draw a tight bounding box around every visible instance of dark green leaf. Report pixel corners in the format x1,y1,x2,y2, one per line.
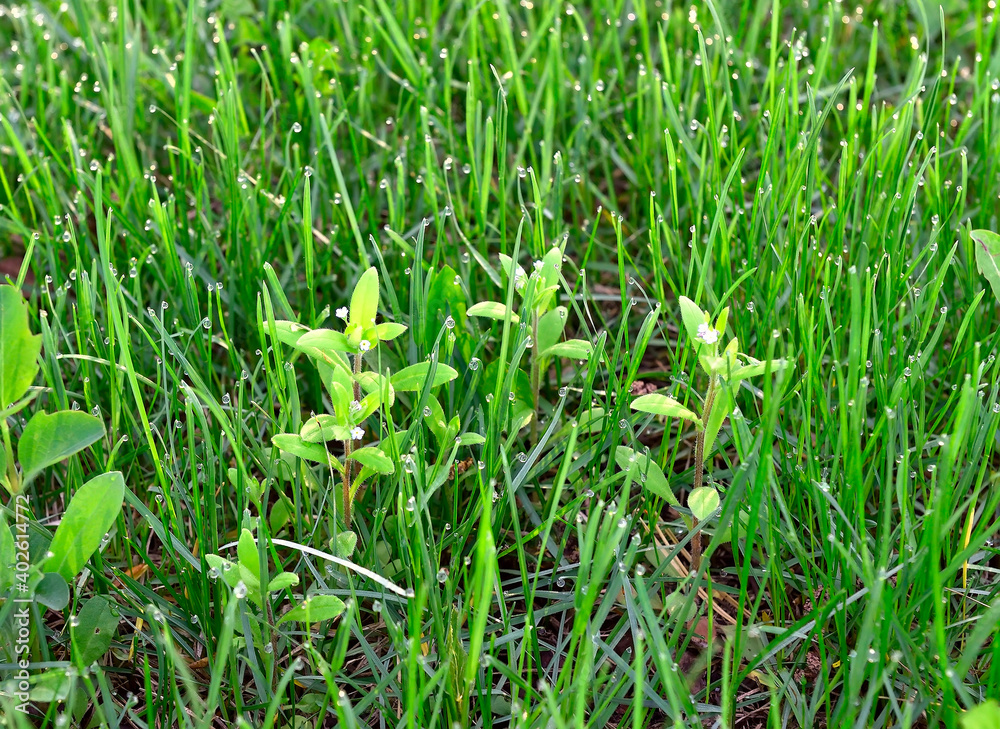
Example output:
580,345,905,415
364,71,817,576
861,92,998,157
43,472,124,580
0,285,41,409
18,411,105,485
72,595,119,666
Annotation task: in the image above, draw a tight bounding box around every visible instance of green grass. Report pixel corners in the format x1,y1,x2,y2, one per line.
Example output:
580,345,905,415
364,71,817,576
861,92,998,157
1,0,1000,726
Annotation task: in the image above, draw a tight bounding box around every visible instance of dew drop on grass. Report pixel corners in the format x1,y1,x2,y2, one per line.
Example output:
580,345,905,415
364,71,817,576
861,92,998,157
436,568,448,583
444,315,455,329
234,581,247,599
292,122,302,133
405,496,416,511
469,357,481,370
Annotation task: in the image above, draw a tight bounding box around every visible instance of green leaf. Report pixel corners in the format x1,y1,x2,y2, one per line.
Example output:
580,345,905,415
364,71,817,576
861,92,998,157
0,285,41,409
18,411,105,485
272,434,344,472
973,230,1000,303
688,487,720,521
540,339,592,359
278,594,347,624
375,322,407,341
264,320,313,350
35,573,70,610
72,595,119,666
614,446,681,510
349,446,394,474
536,307,568,354
334,531,357,558
497,255,526,296
298,329,353,355
421,394,449,445
43,472,125,581
267,572,300,593
350,267,380,328
678,296,709,345
630,393,702,427
0,511,13,591
391,361,459,391
467,301,519,323
962,701,1000,729
458,432,486,446
703,386,734,463
301,415,351,443
237,529,259,579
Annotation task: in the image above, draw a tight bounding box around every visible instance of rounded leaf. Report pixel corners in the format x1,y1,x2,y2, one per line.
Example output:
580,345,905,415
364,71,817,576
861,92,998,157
688,486,720,521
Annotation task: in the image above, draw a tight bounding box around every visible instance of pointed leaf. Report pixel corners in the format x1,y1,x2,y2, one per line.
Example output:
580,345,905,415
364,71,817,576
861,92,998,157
703,386,734,463
615,447,680,509
973,230,1000,303
272,434,344,472
298,329,353,355
630,393,702,427
350,267,380,328
375,322,407,341
536,307,568,354
678,296,709,345
391,361,459,391
301,415,351,443
0,285,41,409
467,301,519,323
267,572,300,593
540,339,592,359
19,411,105,484
278,594,346,624
348,446,394,474
237,529,258,579
43,472,125,580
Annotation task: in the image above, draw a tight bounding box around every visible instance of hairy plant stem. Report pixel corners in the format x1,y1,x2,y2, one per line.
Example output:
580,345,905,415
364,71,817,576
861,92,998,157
530,310,540,444
691,377,717,572
340,351,365,530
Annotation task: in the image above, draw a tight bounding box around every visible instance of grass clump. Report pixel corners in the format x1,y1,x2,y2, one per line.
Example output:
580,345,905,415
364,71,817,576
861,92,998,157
1,0,1000,727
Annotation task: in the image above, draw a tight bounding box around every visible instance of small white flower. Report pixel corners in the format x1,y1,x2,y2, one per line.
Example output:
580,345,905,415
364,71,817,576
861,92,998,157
350,399,362,413
696,323,719,344
350,426,364,440
532,260,543,270
336,306,349,320
359,339,371,352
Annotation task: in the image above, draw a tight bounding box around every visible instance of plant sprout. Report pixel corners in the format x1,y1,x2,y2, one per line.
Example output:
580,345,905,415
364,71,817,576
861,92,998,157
629,296,790,569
